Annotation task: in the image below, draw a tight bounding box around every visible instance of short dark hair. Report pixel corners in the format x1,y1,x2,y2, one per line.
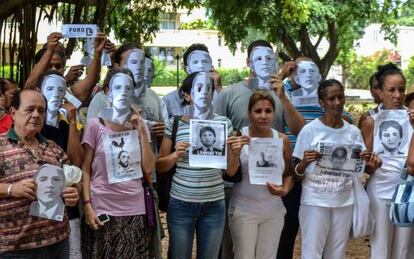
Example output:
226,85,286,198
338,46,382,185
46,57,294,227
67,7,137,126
199,126,216,138
379,120,403,140
183,44,209,66
10,89,45,110
113,43,140,65
332,147,348,159
317,79,344,101
247,40,273,58
376,63,405,90
34,48,66,65
179,71,214,105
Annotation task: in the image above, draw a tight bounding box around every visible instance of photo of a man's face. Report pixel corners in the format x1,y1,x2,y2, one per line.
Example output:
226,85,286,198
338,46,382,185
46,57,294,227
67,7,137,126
331,147,348,170
186,50,212,74
379,120,403,153
294,61,321,94
191,72,213,111
118,150,130,169
200,127,216,148
41,75,66,113
36,164,65,204
109,73,134,111
124,49,145,87
250,47,277,80
144,58,154,88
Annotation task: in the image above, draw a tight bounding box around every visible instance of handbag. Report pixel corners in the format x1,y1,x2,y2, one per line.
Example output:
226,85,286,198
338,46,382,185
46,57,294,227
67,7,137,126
389,168,414,226
142,179,155,228
156,116,180,212
350,177,375,238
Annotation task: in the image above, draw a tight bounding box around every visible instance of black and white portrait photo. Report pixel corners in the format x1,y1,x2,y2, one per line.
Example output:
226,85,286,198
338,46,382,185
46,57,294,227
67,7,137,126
256,151,271,168
192,126,224,156
103,130,143,183
189,119,228,169
315,142,364,177
373,110,413,158
29,164,65,221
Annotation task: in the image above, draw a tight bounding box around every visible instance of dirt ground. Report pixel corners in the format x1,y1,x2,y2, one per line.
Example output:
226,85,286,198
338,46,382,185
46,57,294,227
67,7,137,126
159,212,371,259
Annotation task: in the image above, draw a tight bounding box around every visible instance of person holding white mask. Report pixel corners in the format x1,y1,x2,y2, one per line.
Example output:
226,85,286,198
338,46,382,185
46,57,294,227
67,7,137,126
98,69,134,125
156,71,239,259
41,72,66,128
294,60,322,97
214,40,304,259
163,43,223,118
144,56,155,89
249,46,278,90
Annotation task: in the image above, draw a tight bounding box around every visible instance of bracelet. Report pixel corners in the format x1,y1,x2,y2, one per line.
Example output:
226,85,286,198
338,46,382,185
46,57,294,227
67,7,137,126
294,164,305,177
7,184,12,197
83,199,91,205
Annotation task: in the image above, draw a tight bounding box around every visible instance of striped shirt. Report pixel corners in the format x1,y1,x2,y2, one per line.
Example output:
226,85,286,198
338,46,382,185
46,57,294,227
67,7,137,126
0,128,69,252
165,114,233,202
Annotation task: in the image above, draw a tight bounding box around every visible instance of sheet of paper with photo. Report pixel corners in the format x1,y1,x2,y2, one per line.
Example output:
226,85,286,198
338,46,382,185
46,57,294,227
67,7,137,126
248,137,284,185
373,110,413,158
103,130,142,184
290,88,319,107
314,142,365,178
189,119,228,169
29,164,65,222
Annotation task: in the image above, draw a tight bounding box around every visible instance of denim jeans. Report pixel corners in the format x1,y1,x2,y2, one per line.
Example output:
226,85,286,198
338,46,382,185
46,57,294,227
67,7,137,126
0,239,69,259
167,197,225,259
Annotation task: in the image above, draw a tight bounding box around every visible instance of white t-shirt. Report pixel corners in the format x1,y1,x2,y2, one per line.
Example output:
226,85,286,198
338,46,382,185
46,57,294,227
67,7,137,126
293,118,366,208
229,127,285,213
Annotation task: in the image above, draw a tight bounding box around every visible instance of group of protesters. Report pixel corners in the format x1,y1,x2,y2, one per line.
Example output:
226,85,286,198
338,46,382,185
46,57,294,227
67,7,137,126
0,30,414,259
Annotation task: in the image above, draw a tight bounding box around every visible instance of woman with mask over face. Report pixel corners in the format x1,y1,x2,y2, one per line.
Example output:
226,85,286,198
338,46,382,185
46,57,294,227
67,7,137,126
81,68,155,259
156,71,240,259
227,91,293,259
360,64,414,259
293,79,380,259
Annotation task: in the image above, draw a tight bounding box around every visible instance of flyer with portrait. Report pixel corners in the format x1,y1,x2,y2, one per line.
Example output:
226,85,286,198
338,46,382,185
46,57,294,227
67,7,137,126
290,89,319,107
103,130,142,184
373,110,413,158
189,119,227,169
248,137,284,185
315,142,365,178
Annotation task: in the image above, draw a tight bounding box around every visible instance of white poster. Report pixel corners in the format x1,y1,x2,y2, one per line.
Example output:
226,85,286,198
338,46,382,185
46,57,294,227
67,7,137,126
29,164,65,222
315,142,365,178
62,24,97,38
103,130,142,184
189,119,227,169
248,137,284,185
373,110,413,158
290,88,319,107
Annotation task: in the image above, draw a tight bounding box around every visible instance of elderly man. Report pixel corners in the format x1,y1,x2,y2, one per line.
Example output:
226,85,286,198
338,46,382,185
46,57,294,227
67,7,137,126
0,90,79,258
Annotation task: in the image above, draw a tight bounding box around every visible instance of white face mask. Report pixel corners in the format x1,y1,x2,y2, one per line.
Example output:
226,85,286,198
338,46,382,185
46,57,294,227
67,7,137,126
186,50,212,74
109,73,134,111
250,47,278,87
144,58,154,88
123,49,145,90
191,72,213,111
41,74,66,114
294,61,321,93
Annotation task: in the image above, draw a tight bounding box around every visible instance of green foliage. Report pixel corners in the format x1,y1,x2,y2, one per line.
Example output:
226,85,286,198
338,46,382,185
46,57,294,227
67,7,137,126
179,19,217,30
205,0,404,77
104,0,201,45
404,56,414,87
347,50,392,89
398,1,414,26
0,65,18,79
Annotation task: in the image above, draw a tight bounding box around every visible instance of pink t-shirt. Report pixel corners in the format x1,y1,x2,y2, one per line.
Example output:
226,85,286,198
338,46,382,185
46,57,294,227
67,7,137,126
82,118,145,216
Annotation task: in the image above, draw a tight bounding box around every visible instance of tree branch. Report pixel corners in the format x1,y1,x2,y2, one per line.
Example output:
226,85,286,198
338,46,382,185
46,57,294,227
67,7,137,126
278,25,301,59
320,19,338,78
299,25,320,63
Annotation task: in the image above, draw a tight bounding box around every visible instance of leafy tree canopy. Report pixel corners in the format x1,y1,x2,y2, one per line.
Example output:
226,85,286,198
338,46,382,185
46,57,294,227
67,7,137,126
205,0,406,77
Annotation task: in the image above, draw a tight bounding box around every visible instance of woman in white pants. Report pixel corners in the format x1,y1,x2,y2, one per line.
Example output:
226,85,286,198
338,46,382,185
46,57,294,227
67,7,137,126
293,79,379,259
360,64,414,259
228,91,293,259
